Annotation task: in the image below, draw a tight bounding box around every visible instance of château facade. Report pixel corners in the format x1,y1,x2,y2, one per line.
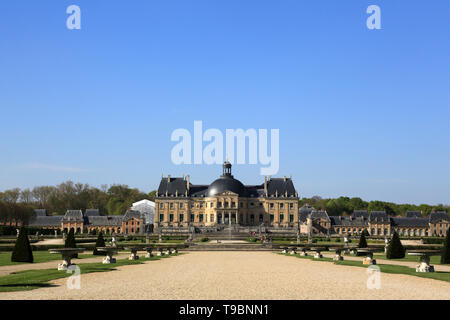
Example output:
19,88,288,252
154,161,299,228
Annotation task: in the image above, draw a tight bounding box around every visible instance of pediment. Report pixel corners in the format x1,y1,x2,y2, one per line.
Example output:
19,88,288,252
215,191,239,197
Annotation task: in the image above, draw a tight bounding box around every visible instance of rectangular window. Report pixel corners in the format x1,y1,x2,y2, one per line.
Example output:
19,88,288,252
159,214,164,222
250,202,255,208
290,203,294,209
280,203,284,209
280,214,284,222
231,202,236,208
270,214,274,222
169,214,174,222
160,203,164,209
199,214,204,222
270,203,274,209
190,214,194,222
180,203,184,209
180,214,184,222
210,215,214,222
170,203,174,209
289,214,294,222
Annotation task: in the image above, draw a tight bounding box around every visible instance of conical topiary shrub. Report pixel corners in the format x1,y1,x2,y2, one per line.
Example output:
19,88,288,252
441,227,450,264
386,231,405,259
93,231,106,256
362,229,370,237
65,228,78,258
11,227,34,263
356,233,368,256
358,233,368,248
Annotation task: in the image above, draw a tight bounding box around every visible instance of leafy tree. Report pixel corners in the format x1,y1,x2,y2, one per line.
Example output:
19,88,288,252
93,231,106,256
11,227,33,263
441,228,450,264
386,231,405,259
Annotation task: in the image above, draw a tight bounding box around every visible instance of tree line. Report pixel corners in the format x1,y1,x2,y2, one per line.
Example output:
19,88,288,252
1,182,448,224
0,181,157,224
299,196,449,217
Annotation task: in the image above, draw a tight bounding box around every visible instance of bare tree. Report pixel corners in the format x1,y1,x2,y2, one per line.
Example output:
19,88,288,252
32,186,55,207
20,188,34,204
3,188,21,203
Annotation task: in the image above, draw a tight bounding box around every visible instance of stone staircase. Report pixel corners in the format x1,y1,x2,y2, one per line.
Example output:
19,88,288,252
185,242,276,251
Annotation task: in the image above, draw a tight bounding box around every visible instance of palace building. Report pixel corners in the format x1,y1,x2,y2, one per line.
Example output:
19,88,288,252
154,161,299,229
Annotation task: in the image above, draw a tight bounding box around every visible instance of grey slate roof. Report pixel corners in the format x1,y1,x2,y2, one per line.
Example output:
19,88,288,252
158,177,190,197
369,211,389,223
299,205,314,223
86,216,123,227
310,209,330,221
330,216,368,227
28,215,63,227
352,210,369,219
429,211,450,223
266,178,297,197
63,210,83,222
391,217,429,227
157,176,298,198
123,210,143,220
406,211,423,218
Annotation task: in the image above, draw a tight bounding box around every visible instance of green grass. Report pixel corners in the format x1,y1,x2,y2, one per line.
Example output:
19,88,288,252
281,253,450,283
0,253,183,292
0,251,94,266
373,253,443,265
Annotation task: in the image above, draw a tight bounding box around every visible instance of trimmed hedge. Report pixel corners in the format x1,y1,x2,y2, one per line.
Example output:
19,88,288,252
386,232,405,259
93,232,106,256
11,227,33,263
441,228,450,264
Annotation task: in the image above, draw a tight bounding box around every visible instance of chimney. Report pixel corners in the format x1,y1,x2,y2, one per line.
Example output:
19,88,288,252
283,176,287,182
264,176,268,197
186,175,190,191
167,174,171,183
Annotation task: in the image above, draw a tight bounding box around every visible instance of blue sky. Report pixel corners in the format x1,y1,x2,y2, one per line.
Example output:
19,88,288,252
0,0,449,205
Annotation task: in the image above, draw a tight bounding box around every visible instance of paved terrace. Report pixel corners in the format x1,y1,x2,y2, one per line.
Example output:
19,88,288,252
1,251,449,300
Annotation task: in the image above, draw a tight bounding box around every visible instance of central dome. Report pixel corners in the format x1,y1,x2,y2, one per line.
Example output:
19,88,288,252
206,160,248,197
207,176,248,197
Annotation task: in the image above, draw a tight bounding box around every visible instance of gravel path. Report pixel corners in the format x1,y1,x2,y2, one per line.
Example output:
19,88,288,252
1,252,449,300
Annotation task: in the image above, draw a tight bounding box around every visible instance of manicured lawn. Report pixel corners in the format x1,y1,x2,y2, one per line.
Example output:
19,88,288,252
374,253,443,265
0,253,182,292
0,251,94,267
281,253,450,283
